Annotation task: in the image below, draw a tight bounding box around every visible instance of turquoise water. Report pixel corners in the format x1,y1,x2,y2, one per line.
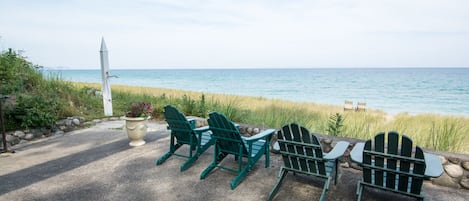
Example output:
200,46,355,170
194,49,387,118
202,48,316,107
45,68,469,116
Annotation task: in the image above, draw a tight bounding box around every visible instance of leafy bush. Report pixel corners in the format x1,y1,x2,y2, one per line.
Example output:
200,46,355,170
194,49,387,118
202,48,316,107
13,94,60,128
327,113,345,136
0,49,42,94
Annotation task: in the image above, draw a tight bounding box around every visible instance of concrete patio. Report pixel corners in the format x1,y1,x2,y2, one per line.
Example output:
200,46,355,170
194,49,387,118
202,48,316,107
1,120,467,201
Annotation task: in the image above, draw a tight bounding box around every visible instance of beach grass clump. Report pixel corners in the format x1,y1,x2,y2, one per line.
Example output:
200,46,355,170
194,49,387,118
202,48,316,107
388,113,468,153
341,111,387,139
73,83,469,153
244,104,326,131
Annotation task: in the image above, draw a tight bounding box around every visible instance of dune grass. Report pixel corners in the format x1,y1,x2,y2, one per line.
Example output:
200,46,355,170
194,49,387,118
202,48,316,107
73,82,469,153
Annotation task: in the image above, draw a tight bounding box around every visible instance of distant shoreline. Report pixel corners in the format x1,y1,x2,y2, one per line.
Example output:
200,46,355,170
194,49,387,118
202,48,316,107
46,67,469,70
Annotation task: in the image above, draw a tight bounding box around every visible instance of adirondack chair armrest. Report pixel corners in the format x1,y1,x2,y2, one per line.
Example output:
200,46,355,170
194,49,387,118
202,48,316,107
243,129,275,142
187,118,196,129
423,153,444,178
324,141,350,160
194,126,210,133
350,142,365,164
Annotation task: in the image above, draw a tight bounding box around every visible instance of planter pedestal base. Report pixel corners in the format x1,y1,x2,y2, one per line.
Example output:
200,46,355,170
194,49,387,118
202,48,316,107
129,139,146,147
124,117,148,147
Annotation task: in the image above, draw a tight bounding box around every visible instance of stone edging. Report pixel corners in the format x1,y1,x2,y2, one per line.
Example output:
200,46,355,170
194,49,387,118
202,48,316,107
2,116,121,147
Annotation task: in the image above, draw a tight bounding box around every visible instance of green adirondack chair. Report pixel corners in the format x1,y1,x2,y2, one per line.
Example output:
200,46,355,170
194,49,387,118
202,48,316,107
355,131,429,201
268,123,349,201
200,112,275,190
156,105,213,171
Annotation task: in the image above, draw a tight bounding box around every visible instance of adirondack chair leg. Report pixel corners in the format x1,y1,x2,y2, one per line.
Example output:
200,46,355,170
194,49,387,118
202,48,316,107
180,155,198,172
265,148,270,168
356,181,363,201
201,146,227,179
319,177,331,201
156,137,182,165
334,159,339,185
156,152,173,165
197,140,213,157
231,165,250,190
267,168,288,201
200,162,217,179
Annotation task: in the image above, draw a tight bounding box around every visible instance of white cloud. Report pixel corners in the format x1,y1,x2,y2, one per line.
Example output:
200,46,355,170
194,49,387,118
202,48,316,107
0,0,468,68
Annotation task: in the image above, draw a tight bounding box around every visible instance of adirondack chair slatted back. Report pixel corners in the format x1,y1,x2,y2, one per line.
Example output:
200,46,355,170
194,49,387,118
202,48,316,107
362,131,426,195
208,112,248,156
164,105,197,144
278,123,326,176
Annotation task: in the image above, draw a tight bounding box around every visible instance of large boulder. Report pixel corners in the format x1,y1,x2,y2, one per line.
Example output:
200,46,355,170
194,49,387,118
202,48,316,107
432,173,460,188
462,161,469,171
460,178,469,189
444,164,464,178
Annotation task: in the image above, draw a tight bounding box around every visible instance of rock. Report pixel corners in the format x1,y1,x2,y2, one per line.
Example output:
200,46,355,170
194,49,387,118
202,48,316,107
331,141,337,147
253,128,260,134
239,127,246,134
323,138,332,144
322,145,331,153
30,129,43,138
109,117,119,121
247,127,253,134
271,141,280,154
340,162,350,168
343,149,350,157
54,130,65,135
439,156,448,165
92,119,102,124
56,119,66,126
6,135,18,143
460,178,469,189
195,120,203,128
24,133,34,140
462,161,469,171
444,164,464,178
41,128,51,136
14,131,25,139
65,119,72,127
448,157,460,164
72,118,80,126
350,162,362,170
432,173,460,188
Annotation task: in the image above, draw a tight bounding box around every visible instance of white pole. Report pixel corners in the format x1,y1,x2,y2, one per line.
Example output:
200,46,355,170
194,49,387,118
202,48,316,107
100,38,113,116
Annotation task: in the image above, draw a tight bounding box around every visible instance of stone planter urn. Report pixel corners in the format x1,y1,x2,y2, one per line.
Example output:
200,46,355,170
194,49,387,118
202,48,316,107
124,117,148,146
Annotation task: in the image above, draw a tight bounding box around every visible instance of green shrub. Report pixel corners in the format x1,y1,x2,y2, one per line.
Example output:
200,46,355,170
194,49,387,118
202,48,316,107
197,94,207,118
12,94,60,128
327,113,344,136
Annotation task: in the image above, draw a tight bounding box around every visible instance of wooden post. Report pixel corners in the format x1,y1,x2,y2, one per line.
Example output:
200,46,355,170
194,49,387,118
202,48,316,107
100,38,113,116
0,95,14,153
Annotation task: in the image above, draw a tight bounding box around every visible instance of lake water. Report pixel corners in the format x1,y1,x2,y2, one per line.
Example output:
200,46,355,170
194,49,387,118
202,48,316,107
44,68,469,116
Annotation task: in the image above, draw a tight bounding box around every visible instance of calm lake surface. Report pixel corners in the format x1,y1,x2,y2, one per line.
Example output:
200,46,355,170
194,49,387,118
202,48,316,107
45,68,469,116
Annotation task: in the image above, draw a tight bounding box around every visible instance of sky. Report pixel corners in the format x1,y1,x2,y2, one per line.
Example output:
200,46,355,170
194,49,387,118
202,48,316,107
0,0,468,69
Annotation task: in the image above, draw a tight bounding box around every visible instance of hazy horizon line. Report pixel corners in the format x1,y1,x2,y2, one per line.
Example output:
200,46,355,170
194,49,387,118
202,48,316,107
44,66,469,70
